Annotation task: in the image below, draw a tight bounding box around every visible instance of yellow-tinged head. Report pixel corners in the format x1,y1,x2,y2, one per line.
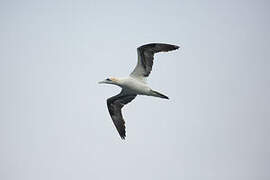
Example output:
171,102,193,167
98,77,119,84
110,77,118,82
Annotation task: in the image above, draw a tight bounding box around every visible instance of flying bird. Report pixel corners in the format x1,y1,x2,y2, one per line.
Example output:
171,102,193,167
99,43,179,139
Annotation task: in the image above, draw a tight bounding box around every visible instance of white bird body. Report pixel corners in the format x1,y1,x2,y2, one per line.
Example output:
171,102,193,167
117,77,151,95
99,43,179,139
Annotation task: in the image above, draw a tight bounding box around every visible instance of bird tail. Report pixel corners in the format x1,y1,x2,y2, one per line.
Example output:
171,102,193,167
150,90,169,99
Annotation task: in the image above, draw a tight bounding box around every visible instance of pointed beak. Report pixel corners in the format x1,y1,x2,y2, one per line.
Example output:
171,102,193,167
98,80,105,84
98,79,109,84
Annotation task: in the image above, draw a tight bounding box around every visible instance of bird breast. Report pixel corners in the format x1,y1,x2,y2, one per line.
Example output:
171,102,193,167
121,77,150,95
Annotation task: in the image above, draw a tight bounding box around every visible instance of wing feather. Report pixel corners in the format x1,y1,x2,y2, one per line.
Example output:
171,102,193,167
107,92,137,139
130,43,179,78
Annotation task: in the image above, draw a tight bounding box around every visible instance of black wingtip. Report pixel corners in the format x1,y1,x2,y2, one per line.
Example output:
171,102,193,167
161,44,179,52
119,130,126,140
120,134,126,140
169,44,179,51
118,131,126,140
174,45,180,50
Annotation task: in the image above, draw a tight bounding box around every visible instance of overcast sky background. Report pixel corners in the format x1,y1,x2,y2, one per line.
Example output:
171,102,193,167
0,0,269,180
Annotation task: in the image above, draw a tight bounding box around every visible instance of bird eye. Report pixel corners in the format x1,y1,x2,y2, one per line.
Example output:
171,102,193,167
106,78,111,81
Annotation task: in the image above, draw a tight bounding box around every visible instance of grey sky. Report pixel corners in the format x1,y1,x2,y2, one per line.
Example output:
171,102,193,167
0,0,269,180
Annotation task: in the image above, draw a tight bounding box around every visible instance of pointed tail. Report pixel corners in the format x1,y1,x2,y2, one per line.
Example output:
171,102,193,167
150,90,169,99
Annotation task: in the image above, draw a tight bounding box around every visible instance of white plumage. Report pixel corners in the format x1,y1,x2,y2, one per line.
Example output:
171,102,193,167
99,43,179,139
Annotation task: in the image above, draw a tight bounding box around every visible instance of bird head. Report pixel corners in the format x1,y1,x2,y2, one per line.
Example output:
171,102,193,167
98,77,119,85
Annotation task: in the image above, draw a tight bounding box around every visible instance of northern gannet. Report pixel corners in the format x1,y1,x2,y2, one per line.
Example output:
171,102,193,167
99,43,179,139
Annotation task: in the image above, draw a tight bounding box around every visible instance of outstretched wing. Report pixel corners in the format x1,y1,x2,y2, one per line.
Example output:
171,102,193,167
107,92,137,139
130,43,179,78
